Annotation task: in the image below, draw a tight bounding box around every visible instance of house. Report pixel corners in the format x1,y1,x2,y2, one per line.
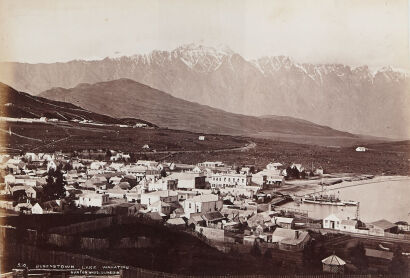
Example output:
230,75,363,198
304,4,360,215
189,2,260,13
140,190,178,207
290,163,304,172
323,214,342,230
210,173,252,188
89,161,106,170
273,216,295,229
198,136,205,141
266,162,283,172
142,144,150,150
149,200,172,216
31,203,44,214
148,178,178,191
368,219,398,236
167,172,206,190
201,211,226,228
339,219,361,233
197,161,225,168
271,228,310,251
314,168,324,176
183,194,223,218
247,212,272,228
252,170,284,188
322,254,346,274
355,147,367,152
395,221,410,232
77,193,109,207
166,217,186,228
31,200,62,214
25,186,41,199
113,181,131,190
109,176,123,185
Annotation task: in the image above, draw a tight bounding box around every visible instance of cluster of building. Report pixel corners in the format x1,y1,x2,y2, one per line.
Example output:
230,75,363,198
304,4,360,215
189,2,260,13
2,150,408,274
0,151,323,254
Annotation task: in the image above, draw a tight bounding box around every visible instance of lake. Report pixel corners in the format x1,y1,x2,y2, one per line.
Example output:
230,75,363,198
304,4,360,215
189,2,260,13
279,177,410,223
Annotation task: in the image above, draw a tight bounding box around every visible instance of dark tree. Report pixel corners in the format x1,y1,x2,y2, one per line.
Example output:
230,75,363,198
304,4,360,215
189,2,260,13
236,166,240,174
300,170,306,179
42,166,66,201
105,150,112,159
63,162,73,172
389,246,408,275
250,166,256,174
350,242,368,271
264,248,272,260
251,242,262,257
160,168,167,178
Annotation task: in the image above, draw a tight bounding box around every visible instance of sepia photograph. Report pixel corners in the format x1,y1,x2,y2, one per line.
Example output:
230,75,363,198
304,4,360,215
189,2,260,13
0,0,409,277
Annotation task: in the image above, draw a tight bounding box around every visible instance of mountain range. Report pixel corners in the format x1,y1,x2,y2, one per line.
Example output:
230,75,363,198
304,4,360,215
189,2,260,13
1,43,409,138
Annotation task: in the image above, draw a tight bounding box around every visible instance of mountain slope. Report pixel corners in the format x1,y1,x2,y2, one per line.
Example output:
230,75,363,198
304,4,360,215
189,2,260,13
1,43,409,138
40,79,361,143
0,82,155,126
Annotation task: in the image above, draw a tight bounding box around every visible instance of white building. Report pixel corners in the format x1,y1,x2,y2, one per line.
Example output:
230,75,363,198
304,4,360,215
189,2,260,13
167,172,206,190
210,173,251,188
31,203,44,214
77,193,110,207
252,170,284,188
148,178,178,191
197,161,225,168
266,162,283,172
198,136,205,141
140,190,178,207
355,147,368,152
323,214,342,230
183,194,223,218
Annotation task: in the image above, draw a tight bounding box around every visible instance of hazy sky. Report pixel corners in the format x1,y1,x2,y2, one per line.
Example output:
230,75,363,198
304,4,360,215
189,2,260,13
0,0,409,69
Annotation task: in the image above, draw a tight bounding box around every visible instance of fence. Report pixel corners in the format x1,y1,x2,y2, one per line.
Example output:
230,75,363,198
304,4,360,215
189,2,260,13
47,216,114,235
80,237,110,250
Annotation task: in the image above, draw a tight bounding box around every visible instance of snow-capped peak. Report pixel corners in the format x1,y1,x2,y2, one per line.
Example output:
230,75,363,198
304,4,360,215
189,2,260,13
171,43,234,72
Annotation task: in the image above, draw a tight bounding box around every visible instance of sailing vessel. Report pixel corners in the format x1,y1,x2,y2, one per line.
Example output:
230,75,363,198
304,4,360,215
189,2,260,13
302,184,358,206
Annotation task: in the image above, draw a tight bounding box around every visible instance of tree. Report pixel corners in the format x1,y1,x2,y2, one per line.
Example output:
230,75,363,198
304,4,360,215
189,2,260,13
350,242,368,272
251,242,261,257
105,150,112,159
236,166,240,174
300,170,306,179
389,246,408,275
42,166,66,201
63,162,73,172
160,168,167,178
264,248,272,260
250,166,256,174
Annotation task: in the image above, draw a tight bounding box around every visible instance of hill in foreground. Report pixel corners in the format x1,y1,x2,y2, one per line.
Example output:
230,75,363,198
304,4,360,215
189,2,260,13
39,79,375,147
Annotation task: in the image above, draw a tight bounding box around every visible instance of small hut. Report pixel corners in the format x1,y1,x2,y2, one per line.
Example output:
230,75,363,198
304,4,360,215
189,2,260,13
322,254,346,274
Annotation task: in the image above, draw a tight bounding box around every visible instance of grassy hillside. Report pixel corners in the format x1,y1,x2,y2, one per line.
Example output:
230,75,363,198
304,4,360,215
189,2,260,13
0,82,155,127
40,79,365,145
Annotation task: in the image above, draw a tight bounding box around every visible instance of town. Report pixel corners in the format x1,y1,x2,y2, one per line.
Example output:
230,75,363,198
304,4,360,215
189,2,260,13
1,148,409,276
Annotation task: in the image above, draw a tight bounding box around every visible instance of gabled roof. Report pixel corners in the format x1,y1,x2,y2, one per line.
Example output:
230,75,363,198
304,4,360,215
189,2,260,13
272,228,309,245
324,213,342,221
167,218,186,225
365,248,394,260
322,255,346,265
370,219,397,230
202,211,225,222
